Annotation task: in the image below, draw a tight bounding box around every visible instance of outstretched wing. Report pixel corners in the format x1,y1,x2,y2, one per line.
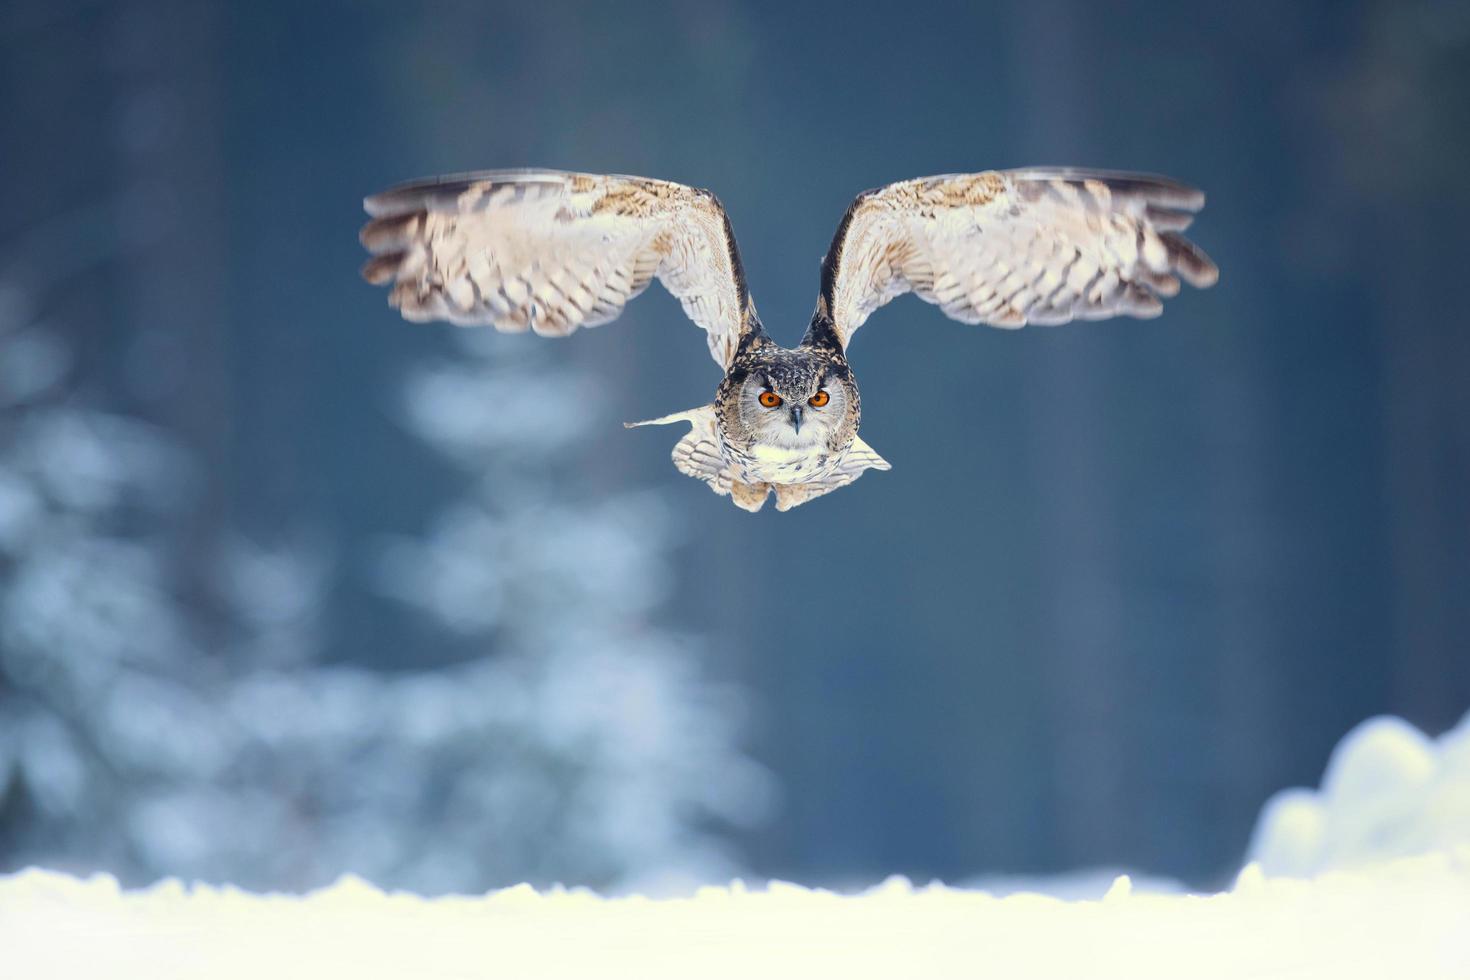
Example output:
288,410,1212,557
360,169,756,369
818,168,1218,347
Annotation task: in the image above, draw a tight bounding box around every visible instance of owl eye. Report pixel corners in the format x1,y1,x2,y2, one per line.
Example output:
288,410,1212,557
758,391,783,408
808,390,830,408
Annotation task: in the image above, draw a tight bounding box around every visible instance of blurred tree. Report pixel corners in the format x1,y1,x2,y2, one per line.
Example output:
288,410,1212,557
0,313,767,891
0,0,769,895
372,329,772,892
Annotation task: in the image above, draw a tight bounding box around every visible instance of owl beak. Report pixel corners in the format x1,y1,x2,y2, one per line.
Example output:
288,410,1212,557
789,406,804,434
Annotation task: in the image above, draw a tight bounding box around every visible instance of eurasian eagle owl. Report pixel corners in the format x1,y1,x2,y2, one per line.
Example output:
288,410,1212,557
360,168,1216,512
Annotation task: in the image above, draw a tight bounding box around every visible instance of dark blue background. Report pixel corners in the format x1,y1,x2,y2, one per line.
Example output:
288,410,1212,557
3,0,1467,889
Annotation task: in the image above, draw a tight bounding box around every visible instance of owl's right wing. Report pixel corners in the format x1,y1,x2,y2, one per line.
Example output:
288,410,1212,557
360,169,756,370
817,168,1218,347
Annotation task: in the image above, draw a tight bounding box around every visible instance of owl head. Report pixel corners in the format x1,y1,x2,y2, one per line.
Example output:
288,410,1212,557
718,348,859,454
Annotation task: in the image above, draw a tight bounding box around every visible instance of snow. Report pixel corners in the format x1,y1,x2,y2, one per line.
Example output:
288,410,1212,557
5,714,1470,977
2,853,1468,979
1249,712,1470,876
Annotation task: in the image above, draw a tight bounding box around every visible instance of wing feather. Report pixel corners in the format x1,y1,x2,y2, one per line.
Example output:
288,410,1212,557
819,168,1218,346
360,169,755,369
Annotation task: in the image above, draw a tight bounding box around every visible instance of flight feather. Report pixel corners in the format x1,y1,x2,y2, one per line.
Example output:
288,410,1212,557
819,168,1218,346
361,169,756,369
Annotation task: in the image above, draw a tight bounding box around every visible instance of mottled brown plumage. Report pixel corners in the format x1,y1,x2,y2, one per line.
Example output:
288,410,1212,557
360,167,1217,512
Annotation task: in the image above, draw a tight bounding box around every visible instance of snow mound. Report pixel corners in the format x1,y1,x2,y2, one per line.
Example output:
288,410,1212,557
1249,711,1470,876
6,713,1470,977
3,854,1470,979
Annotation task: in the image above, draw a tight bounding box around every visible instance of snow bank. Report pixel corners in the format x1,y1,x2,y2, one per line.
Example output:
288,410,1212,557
5,713,1470,978
1250,712,1470,875
2,854,1468,979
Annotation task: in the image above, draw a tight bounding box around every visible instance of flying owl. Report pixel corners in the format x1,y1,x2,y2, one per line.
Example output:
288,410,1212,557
360,168,1217,512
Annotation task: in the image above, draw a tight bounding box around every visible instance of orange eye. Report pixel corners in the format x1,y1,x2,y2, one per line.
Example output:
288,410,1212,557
758,391,783,408
808,390,830,408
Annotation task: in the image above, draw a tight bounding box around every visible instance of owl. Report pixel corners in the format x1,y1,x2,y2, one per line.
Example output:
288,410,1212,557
360,168,1217,512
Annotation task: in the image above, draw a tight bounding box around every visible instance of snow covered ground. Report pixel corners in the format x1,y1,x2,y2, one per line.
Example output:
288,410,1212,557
3,855,1468,979
3,713,1469,979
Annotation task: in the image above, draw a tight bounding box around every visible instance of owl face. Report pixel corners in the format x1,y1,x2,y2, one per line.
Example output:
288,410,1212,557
721,349,858,457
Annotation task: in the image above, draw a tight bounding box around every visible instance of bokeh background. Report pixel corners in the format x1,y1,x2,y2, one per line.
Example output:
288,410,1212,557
2,0,1467,894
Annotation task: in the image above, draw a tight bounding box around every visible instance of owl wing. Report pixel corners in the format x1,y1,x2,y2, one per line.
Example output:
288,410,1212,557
818,168,1218,347
624,405,732,495
360,169,755,369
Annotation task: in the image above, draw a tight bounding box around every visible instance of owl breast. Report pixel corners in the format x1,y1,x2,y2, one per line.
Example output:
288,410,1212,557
725,438,841,485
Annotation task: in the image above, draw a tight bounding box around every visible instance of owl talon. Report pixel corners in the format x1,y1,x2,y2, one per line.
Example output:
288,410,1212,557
729,480,770,512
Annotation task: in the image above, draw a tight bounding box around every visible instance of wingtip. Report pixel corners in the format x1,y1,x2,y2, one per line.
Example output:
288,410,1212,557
363,192,395,218
360,254,401,285
1159,231,1220,290
1180,253,1221,290
625,405,715,429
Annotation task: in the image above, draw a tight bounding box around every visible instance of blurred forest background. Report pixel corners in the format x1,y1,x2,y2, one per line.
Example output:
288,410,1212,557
1,0,1467,893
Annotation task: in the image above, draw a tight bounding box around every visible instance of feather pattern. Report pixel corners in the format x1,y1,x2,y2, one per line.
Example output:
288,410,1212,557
360,169,755,369
771,437,890,511
820,168,1218,346
360,165,1216,513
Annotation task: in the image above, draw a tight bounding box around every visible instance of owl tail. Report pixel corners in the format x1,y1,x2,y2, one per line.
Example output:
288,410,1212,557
625,405,768,511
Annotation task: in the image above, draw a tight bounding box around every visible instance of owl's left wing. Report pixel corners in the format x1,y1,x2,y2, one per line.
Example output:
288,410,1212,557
360,169,754,369
818,168,1218,347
